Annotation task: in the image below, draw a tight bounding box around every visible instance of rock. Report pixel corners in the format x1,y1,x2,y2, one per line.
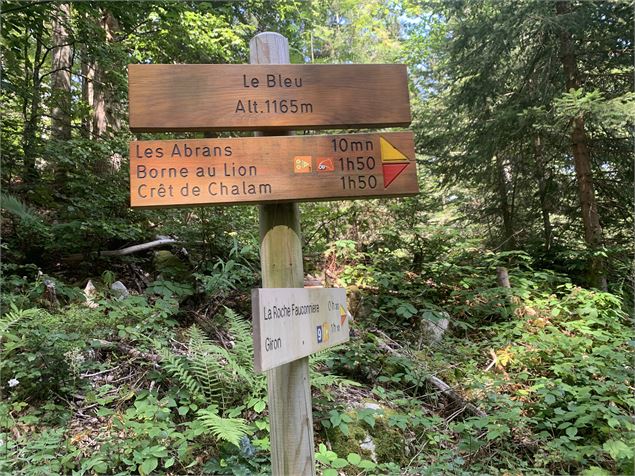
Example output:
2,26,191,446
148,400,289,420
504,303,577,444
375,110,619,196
327,404,407,465
83,280,99,308
360,434,377,462
421,312,449,344
84,280,96,297
111,281,129,300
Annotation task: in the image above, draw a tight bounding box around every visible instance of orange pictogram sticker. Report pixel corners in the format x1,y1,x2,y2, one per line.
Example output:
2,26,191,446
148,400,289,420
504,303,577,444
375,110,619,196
316,157,335,172
294,156,312,173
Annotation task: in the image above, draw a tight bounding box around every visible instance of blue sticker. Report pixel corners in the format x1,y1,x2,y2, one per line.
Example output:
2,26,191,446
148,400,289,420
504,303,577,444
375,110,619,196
316,325,323,343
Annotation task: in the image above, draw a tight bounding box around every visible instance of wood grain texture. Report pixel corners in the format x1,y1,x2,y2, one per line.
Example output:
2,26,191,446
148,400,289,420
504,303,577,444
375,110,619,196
128,131,418,208
252,288,349,372
253,32,315,476
128,63,410,132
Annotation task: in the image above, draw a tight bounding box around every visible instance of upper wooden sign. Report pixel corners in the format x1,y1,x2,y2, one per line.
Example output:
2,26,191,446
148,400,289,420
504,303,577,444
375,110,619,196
128,64,410,132
129,131,418,208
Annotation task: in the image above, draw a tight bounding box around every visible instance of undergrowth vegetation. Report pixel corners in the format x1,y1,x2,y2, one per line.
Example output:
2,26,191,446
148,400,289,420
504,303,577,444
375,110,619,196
1,213,632,474
1,2,633,473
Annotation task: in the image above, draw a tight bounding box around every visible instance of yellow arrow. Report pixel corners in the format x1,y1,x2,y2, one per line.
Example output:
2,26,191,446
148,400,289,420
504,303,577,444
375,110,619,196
380,137,409,163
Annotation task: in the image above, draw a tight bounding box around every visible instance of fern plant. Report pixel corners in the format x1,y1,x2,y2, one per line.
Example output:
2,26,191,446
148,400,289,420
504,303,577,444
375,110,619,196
158,308,265,446
0,193,38,222
0,305,38,340
197,405,251,447
310,345,360,400
159,308,357,446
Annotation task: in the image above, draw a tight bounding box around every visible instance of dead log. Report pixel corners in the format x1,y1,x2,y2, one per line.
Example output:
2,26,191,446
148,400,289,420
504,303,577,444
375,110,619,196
90,339,161,367
372,328,486,417
63,237,178,263
426,374,487,417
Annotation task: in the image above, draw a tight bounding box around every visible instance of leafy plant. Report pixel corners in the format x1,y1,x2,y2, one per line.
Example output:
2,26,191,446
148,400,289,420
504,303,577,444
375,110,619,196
315,443,381,475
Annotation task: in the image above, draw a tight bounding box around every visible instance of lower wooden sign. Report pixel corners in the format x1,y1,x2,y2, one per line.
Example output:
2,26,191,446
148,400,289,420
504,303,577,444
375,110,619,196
252,288,349,372
129,132,417,207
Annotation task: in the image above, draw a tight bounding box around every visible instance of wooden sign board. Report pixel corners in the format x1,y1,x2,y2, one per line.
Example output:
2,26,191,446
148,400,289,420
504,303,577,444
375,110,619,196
128,64,410,132
129,131,418,207
252,288,349,372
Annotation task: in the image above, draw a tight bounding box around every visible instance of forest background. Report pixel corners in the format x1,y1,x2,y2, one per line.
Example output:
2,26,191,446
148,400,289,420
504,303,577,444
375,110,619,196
0,1,633,475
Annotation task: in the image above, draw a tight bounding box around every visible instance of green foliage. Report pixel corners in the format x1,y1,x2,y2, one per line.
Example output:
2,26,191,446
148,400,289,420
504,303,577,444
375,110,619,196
316,443,377,475
158,309,264,449
197,405,250,447
160,310,263,408
0,193,39,222
0,290,178,403
1,1,633,474
194,238,259,301
73,389,207,475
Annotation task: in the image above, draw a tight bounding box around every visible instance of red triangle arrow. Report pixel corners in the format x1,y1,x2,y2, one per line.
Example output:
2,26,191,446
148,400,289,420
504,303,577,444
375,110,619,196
382,163,409,188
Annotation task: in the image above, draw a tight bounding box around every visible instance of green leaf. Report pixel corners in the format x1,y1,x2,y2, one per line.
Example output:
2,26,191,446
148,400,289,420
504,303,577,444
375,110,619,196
323,469,338,476
140,457,158,475
254,400,266,413
331,458,349,469
178,406,189,416
164,457,175,469
544,394,556,405
347,453,362,465
358,459,377,469
565,426,578,438
92,461,108,474
330,413,342,426
149,445,168,458
197,407,249,447
362,415,376,427
603,439,632,460
581,466,612,476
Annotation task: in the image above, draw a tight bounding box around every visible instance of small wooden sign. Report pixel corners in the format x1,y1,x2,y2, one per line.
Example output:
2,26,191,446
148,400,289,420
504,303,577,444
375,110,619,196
128,64,410,132
129,131,417,207
252,288,349,372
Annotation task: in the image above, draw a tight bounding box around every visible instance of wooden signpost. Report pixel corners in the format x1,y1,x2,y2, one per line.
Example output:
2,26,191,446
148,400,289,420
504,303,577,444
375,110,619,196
128,63,410,132
129,132,417,208
252,288,349,372
128,31,415,476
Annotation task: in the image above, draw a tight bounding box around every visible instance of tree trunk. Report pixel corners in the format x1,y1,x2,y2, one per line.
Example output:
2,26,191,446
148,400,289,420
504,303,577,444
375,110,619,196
51,3,72,141
81,49,94,139
51,3,73,188
22,21,45,186
555,0,607,290
92,9,120,139
495,155,515,250
533,135,553,253
88,8,123,176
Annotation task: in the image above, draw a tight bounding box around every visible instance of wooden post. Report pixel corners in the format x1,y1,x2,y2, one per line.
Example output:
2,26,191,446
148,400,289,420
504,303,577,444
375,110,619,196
251,32,316,476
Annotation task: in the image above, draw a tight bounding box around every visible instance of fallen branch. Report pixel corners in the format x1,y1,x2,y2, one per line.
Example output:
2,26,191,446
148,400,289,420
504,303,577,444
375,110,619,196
484,348,498,372
90,339,161,367
63,237,178,263
99,238,178,257
372,328,487,417
427,374,487,417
